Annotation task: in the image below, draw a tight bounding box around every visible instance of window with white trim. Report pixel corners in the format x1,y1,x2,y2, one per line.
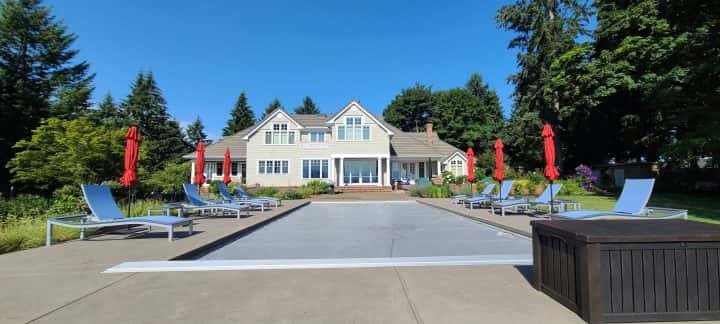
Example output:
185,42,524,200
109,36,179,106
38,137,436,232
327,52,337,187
231,162,238,176
449,160,464,175
302,159,329,179
264,123,295,144
337,116,370,141
309,131,325,143
258,160,289,174
215,162,222,176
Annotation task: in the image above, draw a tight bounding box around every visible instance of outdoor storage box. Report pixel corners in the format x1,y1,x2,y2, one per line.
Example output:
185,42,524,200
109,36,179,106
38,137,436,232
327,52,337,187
531,220,720,323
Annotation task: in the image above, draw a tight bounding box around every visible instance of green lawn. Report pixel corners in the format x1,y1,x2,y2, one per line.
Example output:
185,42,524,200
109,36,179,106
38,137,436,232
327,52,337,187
558,193,720,224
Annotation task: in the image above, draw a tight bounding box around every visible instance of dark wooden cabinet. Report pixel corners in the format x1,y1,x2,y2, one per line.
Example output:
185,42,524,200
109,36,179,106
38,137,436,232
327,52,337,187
532,220,720,323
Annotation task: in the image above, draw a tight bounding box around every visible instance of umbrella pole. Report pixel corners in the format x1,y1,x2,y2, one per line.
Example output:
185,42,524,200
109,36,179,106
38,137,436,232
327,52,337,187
127,185,132,216
549,181,554,215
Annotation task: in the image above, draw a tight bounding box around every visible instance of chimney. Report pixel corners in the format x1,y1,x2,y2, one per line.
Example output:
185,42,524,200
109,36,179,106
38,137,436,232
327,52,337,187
425,123,433,145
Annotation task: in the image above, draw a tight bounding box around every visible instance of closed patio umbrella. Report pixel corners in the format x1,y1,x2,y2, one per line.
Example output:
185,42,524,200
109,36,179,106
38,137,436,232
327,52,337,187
542,124,560,212
119,126,141,215
466,148,475,182
223,148,232,185
194,142,206,187
493,139,504,200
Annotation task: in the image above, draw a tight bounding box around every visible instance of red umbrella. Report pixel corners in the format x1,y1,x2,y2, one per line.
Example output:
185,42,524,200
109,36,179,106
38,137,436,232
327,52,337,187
119,126,141,187
466,148,475,182
493,139,505,201
542,124,560,181
493,139,504,182
223,148,232,184
194,142,206,186
542,124,560,212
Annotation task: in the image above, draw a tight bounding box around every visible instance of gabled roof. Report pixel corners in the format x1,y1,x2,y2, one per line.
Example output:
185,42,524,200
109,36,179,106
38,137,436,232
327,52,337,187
182,126,252,160
384,123,464,159
292,114,330,128
326,100,395,135
442,151,468,163
241,108,304,140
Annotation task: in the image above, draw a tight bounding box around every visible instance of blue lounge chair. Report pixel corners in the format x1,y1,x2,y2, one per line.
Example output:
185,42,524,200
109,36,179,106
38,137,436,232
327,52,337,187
46,185,193,245
465,180,515,209
452,183,495,204
551,179,687,220
490,184,563,217
234,186,281,206
182,184,253,219
217,183,274,210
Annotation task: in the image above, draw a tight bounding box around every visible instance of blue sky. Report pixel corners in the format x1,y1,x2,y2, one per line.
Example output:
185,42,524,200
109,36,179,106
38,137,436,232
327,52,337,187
47,0,519,140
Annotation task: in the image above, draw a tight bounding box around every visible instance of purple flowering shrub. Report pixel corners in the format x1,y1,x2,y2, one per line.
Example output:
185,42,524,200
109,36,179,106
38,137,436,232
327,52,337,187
574,164,597,192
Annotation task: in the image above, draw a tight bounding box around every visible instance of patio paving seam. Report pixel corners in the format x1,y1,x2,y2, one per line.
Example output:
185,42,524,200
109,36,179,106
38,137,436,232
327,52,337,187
394,267,424,324
25,273,137,324
415,199,532,237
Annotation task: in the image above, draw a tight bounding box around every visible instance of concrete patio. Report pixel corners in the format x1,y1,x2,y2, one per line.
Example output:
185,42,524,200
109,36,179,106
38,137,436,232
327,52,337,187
0,195,700,324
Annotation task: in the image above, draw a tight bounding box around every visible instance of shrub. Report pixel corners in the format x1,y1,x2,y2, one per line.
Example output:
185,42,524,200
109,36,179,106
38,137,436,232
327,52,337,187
278,189,304,200
454,175,467,185
409,184,452,198
441,171,455,184
557,179,588,196
573,164,597,192
145,161,191,195
254,187,278,197
208,180,223,194
301,180,329,195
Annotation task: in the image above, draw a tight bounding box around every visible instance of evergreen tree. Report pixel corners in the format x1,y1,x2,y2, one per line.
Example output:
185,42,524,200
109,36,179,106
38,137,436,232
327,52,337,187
121,72,187,172
294,96,320,114
91,92,123,126
49,77,94,119
496,0,591,168
261,98,283,119
382,83,433,132
185,116,208,147
0,0,93,193
222,92,255,136
465,73,504,123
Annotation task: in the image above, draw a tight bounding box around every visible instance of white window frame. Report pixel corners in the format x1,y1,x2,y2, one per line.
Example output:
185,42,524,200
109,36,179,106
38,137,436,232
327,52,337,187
257,160,290,174
449,160,464,175
264,123,296,145
336,116,370,141
302,159,329,179
309,131,325,143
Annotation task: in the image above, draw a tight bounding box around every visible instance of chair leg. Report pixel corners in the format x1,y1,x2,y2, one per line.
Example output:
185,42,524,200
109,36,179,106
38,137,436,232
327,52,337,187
168,226,174,242
188,222,193,235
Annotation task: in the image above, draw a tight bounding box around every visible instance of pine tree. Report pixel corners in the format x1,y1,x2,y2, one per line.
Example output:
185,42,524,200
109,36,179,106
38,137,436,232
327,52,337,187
49,77,95,119
121,72,188,172
0,0,93,193
294,96,320,114
261,98,283,119
185,116,208,147
222,92,255,136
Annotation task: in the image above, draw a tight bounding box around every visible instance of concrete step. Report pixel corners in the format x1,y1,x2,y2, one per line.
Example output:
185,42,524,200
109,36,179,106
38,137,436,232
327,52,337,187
335,186,392,193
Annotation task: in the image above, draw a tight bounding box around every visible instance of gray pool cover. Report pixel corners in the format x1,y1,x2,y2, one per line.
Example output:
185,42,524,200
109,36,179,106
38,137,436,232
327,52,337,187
198,201,531,260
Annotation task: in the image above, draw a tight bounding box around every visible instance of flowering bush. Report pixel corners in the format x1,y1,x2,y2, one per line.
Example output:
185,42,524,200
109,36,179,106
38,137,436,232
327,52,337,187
574,164,597,192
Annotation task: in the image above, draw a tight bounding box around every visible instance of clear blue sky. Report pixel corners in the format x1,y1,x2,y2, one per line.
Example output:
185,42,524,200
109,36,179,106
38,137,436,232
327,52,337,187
47,0,519,140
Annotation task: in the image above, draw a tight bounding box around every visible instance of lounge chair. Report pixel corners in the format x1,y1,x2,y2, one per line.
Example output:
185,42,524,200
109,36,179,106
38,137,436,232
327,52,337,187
490,184,563,217
182,184,254,219
551,179,687,220
46,185,193,245
465,180,515,209
217,183,276,209
452,183,495,204
234,186,281,206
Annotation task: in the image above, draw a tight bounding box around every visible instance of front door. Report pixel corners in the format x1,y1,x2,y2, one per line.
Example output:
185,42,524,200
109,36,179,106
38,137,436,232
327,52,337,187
344,160,378,184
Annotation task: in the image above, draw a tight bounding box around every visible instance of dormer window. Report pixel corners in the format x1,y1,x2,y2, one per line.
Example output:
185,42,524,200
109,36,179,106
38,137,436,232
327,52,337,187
337,116,370,141
309,131,325,143
264,123,295,144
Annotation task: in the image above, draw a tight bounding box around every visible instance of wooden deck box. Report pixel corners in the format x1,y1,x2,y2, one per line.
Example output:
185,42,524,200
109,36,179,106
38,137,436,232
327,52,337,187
531,220,720,323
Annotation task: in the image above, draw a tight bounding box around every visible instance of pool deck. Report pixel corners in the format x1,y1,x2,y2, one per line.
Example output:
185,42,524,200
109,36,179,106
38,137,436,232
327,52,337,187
0,195,697,323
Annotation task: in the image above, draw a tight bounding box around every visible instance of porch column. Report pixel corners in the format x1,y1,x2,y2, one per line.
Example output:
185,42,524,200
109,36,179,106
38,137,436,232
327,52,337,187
329,158,335,185
190,162,195,183
386,158,391,187
339,158,344,186
377,157,382,186
436,160,441,176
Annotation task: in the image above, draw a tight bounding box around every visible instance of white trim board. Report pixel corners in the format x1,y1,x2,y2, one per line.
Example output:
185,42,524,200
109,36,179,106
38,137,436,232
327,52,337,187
105,255,532,273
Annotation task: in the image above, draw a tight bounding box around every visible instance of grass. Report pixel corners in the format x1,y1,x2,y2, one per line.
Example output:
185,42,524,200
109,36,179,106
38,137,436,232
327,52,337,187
558,192,720,224
0,199,165,255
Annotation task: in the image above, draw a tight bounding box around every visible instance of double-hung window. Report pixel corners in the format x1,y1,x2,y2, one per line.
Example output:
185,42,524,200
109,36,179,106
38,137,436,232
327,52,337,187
258,160,289,174
302,159,329,179
449,160,463,175
264,123,295,144
215,163,223,176
337,117,370,141
231,162,238,176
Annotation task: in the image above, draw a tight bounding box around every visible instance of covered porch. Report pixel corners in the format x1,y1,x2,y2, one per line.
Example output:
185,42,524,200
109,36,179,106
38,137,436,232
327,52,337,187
390,157,443,184
190,159,247,184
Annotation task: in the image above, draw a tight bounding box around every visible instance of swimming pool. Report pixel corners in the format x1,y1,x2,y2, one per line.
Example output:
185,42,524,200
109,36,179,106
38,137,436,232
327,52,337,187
106,201,532,272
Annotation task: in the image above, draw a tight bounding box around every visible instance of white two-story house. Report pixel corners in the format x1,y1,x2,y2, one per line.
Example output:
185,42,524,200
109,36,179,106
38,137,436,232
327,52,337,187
183,100,467,190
